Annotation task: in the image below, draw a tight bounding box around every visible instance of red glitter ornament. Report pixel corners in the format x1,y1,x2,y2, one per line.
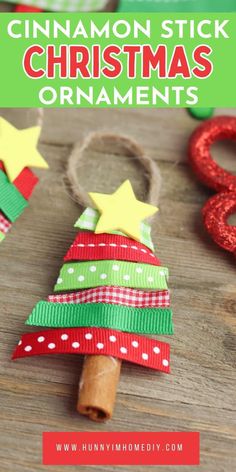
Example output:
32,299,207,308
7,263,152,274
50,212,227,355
202,192,236,255
189,116,236,256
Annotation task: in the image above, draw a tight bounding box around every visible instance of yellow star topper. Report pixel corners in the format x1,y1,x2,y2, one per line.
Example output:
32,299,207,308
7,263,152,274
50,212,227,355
0,117,49,182
89,180,158,242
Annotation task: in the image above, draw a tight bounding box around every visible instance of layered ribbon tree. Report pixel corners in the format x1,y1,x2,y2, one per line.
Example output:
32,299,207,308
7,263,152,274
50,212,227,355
13,180,174,405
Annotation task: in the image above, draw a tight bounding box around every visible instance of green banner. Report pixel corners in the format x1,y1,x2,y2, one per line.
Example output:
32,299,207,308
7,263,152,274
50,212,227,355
118,0,236,12
0,13,235,107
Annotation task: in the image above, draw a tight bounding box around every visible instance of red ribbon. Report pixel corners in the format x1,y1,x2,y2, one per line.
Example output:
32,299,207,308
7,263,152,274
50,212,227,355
64,232,161,265
14,5,43,12
12,327,170,373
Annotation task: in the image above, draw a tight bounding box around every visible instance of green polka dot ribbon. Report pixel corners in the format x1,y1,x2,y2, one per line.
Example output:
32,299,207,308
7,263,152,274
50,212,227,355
0,170,28,222
26,301,173,335
75,207,154,251
54,261,169,292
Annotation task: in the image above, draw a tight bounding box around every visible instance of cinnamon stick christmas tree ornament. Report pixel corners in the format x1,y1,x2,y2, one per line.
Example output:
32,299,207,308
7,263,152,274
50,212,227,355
0,117,48,242
12,133,173,421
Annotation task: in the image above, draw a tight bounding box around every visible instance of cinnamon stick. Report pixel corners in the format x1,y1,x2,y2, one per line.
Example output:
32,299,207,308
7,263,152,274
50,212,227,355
77,355,121,422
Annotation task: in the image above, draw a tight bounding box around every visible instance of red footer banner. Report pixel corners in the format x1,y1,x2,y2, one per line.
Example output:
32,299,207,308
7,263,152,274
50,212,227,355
43,431,200,465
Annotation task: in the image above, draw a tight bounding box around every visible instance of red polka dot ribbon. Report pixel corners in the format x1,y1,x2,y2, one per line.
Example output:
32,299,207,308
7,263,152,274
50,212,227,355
48,286,170,308
189,116,236,256
12,327,170,373
64,232,160,265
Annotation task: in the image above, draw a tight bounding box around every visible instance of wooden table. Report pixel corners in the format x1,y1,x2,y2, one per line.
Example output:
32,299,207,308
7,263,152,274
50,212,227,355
0,107,235,472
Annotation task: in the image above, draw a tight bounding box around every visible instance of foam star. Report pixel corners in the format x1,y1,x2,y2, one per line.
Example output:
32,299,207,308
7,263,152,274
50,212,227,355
0,117,48,182
89,180,158,242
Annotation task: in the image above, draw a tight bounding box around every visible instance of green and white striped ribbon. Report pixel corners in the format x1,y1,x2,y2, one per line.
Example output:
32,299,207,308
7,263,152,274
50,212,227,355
75,207,154,251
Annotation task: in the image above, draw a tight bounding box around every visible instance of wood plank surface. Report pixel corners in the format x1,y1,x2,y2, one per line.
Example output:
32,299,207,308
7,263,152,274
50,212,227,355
0,107,235,472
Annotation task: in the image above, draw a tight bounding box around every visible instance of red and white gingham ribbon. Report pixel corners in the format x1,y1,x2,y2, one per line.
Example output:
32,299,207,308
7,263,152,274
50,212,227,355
0,212,12,234
48,286,170,308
